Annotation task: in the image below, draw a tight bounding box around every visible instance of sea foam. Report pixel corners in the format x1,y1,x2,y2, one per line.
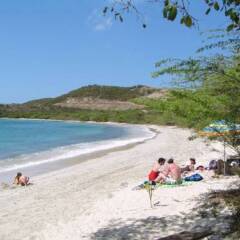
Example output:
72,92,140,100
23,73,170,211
0,120,155,173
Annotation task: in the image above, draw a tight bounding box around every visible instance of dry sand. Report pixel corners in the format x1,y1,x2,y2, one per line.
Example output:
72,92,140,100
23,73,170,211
0,125,238,240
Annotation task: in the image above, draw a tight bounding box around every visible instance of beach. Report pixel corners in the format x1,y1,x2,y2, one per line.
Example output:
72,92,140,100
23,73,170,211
0,125,238,240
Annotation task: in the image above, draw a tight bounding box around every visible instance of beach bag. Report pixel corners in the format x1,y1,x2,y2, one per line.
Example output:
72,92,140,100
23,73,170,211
184,173,203,182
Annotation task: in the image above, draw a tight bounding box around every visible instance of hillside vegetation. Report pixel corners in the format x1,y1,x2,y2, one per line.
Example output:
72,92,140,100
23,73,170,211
52,85,156,102
23,85,157,106
0,85,172,125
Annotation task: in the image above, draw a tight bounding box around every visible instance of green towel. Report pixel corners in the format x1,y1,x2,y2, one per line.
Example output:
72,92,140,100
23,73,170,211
144,180,192,189
157,181,193,188
132,180,193,191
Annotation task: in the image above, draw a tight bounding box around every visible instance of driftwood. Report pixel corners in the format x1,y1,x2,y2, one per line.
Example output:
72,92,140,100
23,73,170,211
157,230,213,240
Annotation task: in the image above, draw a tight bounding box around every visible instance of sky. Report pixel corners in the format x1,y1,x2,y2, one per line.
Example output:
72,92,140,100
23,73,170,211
0,0,228,103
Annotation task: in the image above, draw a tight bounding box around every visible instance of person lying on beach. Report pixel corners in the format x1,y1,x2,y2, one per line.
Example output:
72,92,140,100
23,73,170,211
163,159,182,184
196,165,205,171
181,158,196,173
13,172,30,186
148,158,166,181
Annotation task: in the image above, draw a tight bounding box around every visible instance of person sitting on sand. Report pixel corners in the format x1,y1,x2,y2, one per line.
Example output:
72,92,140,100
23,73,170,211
181,158,196,173
148,158,166,181
163,158,182,184
13,172,30,186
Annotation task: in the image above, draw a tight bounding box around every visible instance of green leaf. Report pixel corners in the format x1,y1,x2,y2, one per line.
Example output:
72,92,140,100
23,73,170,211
227,24,235,31
180,17,185,24
225,9,232,16
230,12,239,23
205,8,211,15
168,6,177,21
184,16,193,27
163,8,168,18
119,15,123,22
164,0,169,6
214,2,220,11
103,7,108,15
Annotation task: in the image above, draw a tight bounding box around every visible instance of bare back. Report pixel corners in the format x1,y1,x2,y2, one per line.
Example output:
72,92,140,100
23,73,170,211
164,163,181,180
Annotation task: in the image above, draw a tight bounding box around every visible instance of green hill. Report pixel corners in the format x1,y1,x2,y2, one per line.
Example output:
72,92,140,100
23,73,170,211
23,85,158,107
52,85,156,102
0,85,169,124
0,85,232,129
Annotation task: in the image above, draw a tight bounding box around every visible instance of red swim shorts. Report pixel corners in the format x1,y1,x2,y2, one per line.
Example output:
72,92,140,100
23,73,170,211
148,170,159,181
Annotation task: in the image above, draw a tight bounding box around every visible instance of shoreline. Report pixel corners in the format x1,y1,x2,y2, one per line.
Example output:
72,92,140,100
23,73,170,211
0,129,158,184
0,120,158,183
0,116,154,127
0,124,235,240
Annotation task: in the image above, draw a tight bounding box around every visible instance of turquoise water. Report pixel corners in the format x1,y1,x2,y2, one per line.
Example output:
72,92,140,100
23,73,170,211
0,119,153,173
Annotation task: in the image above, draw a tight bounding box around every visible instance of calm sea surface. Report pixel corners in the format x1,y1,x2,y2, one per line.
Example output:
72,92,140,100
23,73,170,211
0,119,153,174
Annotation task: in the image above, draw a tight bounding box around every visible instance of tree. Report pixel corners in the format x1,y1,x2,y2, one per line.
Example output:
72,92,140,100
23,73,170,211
104,0,240,31
152,29,240,156
153,30,239,115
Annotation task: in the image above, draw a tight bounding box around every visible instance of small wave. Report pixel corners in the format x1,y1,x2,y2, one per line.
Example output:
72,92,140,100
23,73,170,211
0,127,155,173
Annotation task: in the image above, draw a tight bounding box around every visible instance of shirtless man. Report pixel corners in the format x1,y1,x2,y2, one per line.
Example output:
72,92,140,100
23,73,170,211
163,158,182,184
148,158,166,181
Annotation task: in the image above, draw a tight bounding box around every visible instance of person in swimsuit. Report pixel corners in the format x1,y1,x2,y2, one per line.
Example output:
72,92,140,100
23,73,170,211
181,158,196,173
163,158,182,184
13,172,30,186
188,158,196,171
148,158,166,181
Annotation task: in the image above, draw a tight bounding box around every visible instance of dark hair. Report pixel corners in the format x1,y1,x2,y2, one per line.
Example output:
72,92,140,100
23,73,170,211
158,158,166,164
168,158,174,164
15,172,22,184
17,172,22,177
190,158,196,164
196,165,205,170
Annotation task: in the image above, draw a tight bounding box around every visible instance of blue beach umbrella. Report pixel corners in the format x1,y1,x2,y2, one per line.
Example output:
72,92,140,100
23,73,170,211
199,120,240,175
199,120,240,137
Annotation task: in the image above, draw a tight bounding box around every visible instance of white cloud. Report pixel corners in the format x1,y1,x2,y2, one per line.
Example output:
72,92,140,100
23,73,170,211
87,9,113,32
95,17,113,31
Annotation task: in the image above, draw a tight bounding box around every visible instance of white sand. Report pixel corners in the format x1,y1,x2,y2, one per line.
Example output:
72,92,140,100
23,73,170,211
0,125,238,240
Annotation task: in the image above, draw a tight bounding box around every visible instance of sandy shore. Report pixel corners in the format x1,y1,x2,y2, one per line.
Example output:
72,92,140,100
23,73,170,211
0,125,238,240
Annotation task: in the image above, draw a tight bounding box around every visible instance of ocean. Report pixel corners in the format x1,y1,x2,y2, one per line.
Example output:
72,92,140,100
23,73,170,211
0,119,154,181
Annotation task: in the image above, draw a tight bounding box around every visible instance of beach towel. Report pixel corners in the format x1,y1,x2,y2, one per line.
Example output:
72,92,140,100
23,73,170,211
184,173,203,182
132,180,191,190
